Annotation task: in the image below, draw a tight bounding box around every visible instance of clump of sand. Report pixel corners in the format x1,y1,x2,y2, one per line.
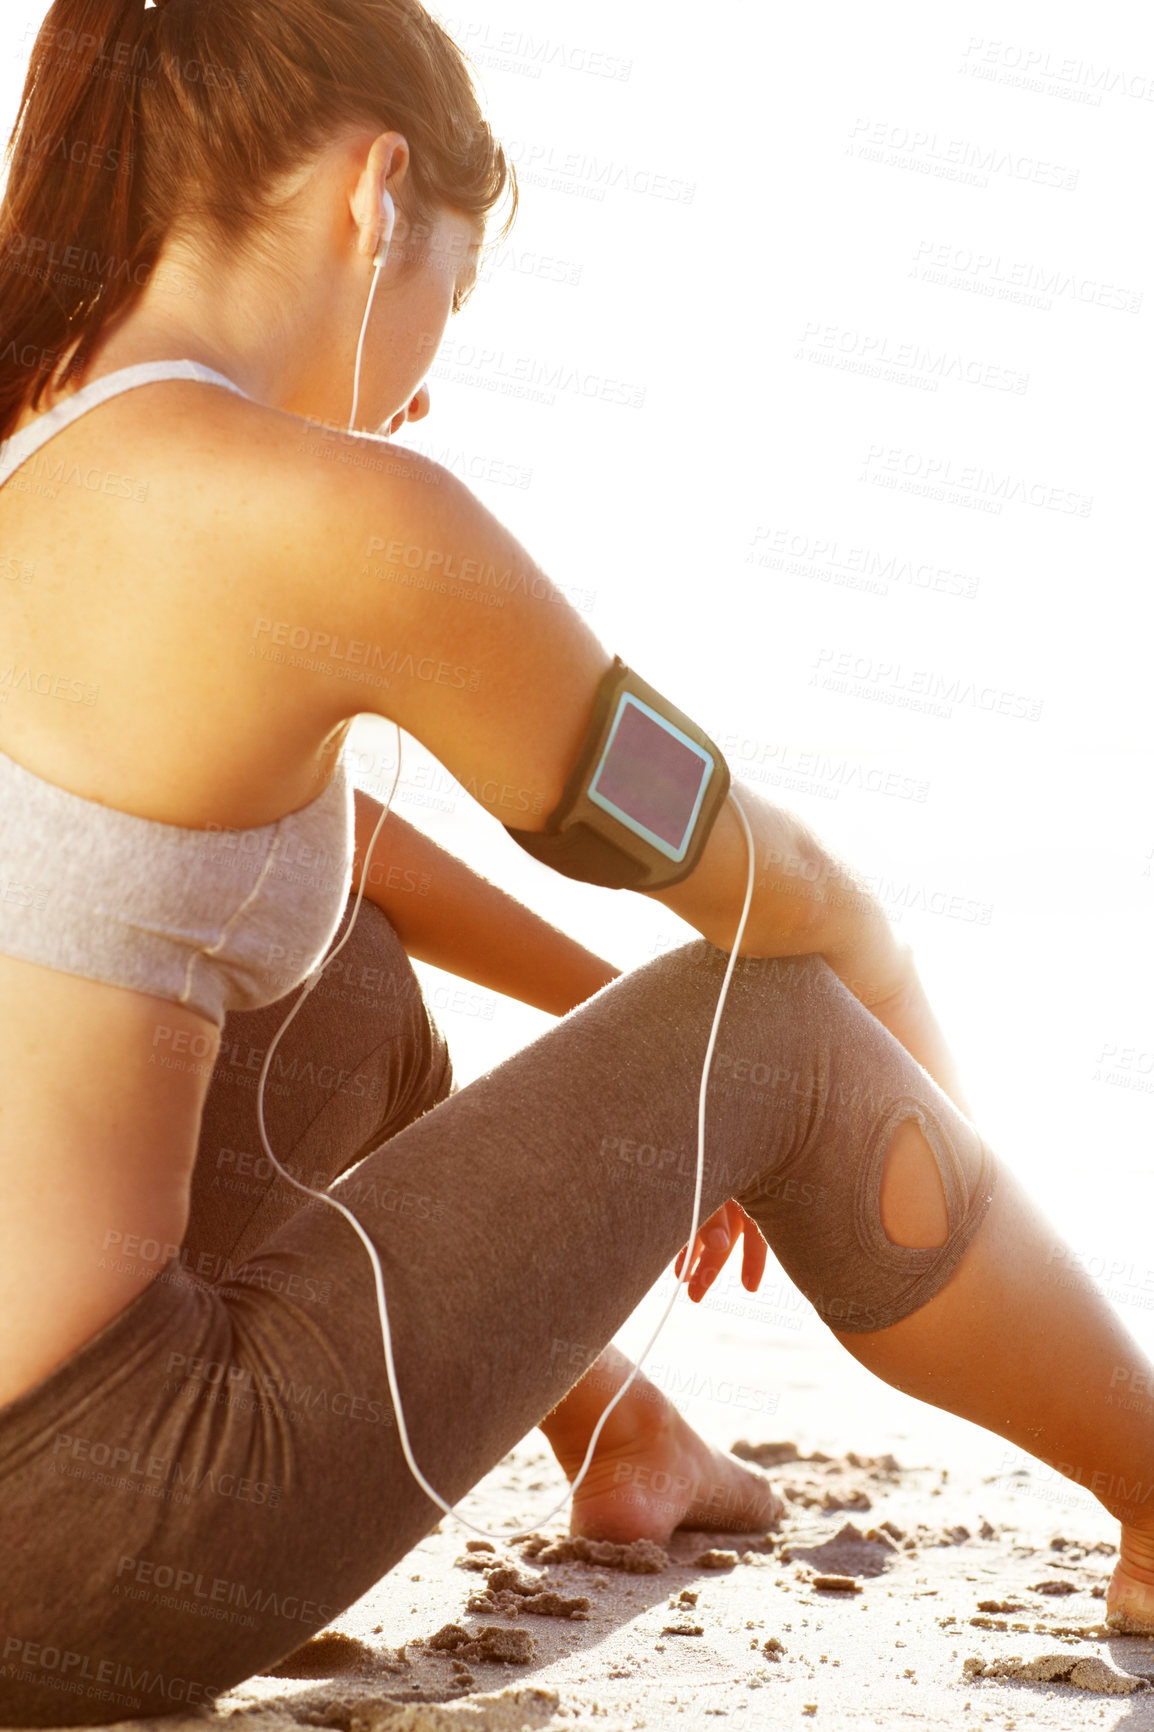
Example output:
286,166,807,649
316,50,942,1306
465,1564,591,1620
425,1623,537,1665
361,1686,563,1730
779,1519,900,1578
739,1442,903,1517
732,1440,900,1478
264,1629,389,1678
731,1439,814,1468
519,1532,668,1573
455,1546,500,1574
786,1482,873,1513
963,1652,1150,1694
229,1683,563,1732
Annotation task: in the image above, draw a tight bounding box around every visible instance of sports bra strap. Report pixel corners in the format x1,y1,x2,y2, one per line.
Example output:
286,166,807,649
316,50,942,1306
0,360,250,491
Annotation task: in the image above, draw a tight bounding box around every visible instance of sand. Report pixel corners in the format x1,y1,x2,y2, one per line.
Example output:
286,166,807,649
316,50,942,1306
21,1294,1154,1730
41,1450,1154,1729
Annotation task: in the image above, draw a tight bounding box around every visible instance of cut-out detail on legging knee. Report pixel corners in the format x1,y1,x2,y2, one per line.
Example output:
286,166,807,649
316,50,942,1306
877,1116,951,1248
734,1076,998,1337
856,1097,970,1270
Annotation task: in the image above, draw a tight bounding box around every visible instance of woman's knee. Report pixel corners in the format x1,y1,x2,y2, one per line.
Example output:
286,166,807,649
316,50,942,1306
695,946,996,1331
734,1057,998,1337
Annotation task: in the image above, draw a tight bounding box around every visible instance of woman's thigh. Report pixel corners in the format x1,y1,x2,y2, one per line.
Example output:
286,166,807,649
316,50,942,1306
0,923,996,1725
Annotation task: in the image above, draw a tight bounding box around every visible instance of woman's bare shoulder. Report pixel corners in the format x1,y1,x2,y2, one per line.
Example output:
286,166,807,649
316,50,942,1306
88,382,612,833
109,380,451,567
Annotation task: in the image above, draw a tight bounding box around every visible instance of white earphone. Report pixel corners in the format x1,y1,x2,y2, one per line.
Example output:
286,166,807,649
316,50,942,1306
254,179,760,1540
372,187,396,269
348,186,395,431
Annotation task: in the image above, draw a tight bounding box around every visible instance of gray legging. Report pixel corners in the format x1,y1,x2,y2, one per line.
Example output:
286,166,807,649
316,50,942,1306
0,894,996,1725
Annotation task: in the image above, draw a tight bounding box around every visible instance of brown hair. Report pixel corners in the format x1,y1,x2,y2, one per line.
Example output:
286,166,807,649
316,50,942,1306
0,0,516,442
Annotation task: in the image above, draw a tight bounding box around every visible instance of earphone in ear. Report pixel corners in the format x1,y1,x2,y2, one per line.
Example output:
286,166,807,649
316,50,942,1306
349,188,395,431
373,189,396,269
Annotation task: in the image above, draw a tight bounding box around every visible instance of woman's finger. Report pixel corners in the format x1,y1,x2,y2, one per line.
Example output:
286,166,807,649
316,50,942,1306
673,1231,706,1280
738,1208,770,1291
686,1222,738,1302
674,1203,730,1283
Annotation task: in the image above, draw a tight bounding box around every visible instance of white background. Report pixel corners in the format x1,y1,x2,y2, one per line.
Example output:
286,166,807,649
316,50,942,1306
4,1,1152,1366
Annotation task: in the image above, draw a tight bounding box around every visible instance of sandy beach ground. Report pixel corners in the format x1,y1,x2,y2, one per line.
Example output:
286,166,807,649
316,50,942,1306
44,1240,1154,1732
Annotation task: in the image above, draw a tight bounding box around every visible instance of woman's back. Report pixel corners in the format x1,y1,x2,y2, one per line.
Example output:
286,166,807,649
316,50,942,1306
0,0,581,1413
0,362,357,1406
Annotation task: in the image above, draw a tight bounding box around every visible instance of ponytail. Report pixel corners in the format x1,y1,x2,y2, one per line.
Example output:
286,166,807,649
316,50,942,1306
0,0,515,444
0,0,157,441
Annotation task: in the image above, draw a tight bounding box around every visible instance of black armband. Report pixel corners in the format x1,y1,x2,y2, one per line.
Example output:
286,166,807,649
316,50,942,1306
502,656,730,890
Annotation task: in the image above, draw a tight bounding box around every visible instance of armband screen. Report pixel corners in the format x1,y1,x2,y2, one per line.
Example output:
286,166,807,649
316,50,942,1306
588,695,715,863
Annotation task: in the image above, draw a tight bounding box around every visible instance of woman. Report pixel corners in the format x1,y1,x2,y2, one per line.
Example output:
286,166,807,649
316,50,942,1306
1,0,1152,1721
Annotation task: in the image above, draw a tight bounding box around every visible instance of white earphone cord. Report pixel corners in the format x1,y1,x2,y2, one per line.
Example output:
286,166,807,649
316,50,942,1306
347,259,383,433
251,251,758,1543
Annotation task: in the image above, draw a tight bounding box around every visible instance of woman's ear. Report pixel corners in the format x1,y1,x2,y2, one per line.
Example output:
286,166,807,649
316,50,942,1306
351,132,409,260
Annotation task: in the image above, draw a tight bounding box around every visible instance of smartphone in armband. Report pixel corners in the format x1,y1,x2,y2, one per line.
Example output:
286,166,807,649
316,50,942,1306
503,655,731,891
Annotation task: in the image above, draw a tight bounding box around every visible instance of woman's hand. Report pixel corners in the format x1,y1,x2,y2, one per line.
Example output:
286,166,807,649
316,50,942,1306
674,1200,768,1303
351,790,622,1015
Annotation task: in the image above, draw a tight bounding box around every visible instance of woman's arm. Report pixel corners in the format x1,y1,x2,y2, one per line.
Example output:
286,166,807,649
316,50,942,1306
242,422,968,1106
350,788,621,1017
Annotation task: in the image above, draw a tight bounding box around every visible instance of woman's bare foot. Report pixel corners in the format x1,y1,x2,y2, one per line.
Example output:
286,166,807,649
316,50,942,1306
539,1346,785,1546
1106,1525,1154,1632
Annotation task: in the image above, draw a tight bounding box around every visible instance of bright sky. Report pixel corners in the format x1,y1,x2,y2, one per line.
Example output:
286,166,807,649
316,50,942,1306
4,1,1152,1355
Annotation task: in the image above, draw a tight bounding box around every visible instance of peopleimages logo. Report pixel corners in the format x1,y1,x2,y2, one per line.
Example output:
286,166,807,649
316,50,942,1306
794,320,1029,394
114,1553,338,1626
14,130,133,173
912,239,1143,314
959,36,1154,105
847,116,1079,190
1,1632,219,1709
746,525,980,600
425,336,647,408
502,138,694,204
810,647,1044,722
51,1430,282,1508
1,232,153,288
35,25,250,91
437,16,633,81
